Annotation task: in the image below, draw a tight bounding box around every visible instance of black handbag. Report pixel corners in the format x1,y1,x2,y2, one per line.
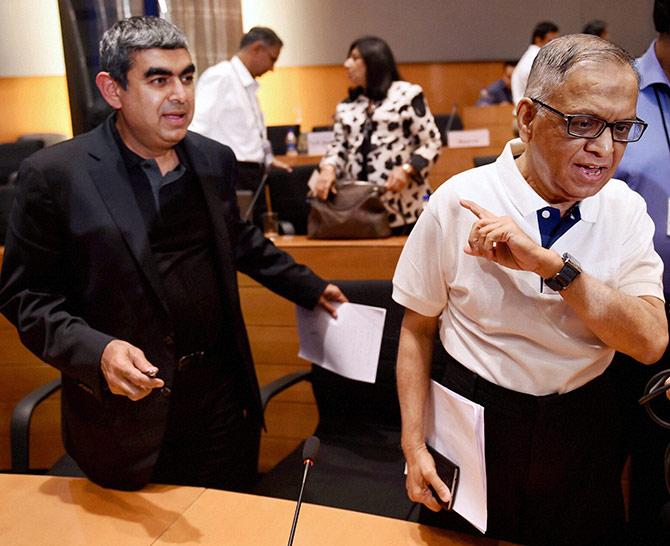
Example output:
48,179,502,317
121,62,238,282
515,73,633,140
307,181,391,239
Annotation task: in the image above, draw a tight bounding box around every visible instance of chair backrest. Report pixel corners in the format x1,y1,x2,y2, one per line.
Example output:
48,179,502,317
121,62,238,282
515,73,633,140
433,113,464,146
0,140,44,185
268,163,317,235
266,124,301,155
473,155,497,168
310,279,404,431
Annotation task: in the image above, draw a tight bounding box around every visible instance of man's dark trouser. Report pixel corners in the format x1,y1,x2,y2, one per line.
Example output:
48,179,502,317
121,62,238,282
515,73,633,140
420,351,626,546
151,360,260,492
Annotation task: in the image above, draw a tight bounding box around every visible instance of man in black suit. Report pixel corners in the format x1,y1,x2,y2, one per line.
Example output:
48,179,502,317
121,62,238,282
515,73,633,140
0,16,345,491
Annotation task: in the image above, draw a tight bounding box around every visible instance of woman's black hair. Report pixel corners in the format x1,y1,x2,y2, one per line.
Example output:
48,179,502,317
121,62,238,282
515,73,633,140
347,36,401,101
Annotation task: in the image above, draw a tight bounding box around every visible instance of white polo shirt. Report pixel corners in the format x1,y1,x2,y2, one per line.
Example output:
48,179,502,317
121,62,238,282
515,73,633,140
190,56,270,164
393,140,664,395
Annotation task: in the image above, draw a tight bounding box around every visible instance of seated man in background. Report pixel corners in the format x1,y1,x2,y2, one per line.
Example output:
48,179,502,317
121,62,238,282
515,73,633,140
475,60,516,106
0,16,345,492
511,20,559,105
394,34,667,545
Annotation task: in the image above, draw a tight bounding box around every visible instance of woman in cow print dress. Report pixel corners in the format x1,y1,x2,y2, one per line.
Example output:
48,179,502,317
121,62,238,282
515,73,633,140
314,36,442,233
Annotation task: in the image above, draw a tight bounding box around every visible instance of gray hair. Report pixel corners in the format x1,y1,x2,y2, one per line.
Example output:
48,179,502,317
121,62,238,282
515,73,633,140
99,16,189,89
525,34,638,102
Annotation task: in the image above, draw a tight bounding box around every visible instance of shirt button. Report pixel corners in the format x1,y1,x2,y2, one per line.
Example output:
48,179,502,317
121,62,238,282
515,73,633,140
161,387,172,397
164,335,174,347
541,210,551,219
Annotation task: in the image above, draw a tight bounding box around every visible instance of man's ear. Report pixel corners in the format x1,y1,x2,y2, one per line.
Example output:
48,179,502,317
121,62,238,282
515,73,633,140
516,98,536,143
95,72,123,110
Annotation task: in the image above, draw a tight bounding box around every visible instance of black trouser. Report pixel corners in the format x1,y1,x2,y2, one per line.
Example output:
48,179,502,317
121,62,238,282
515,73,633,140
237,161,266,227
421,350,626,545
151,360,260,492
610,336,670,545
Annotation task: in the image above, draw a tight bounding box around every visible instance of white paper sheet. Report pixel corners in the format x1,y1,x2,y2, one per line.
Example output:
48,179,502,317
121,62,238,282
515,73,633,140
426,380,487,533
296,302,386,383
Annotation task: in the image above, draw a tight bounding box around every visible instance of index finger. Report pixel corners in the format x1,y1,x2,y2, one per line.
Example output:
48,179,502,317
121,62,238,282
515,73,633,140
460,199,494,219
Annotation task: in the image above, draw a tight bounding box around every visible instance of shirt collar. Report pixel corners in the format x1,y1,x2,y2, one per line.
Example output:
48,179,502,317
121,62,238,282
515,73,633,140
637,40,670,91
231,55,258,90
109,114,189,172
495,139,600,223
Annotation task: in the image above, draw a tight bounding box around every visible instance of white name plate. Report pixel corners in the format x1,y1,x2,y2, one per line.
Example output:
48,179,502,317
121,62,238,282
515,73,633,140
446,129,490,148
307,131,335,156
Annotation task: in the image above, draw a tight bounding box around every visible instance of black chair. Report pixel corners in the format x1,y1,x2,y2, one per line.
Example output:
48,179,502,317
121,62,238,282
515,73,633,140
254,279,425,520
433,113,464,146
266,124,301,156
267,163,317,235
0,139,44,186
10,377,82,476
473,155,497,168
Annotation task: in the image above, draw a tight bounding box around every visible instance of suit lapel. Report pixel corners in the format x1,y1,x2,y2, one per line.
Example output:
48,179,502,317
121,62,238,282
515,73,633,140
88,121,171,314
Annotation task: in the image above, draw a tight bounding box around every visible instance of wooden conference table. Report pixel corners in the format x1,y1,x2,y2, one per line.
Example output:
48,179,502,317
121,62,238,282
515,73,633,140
0,474,515,546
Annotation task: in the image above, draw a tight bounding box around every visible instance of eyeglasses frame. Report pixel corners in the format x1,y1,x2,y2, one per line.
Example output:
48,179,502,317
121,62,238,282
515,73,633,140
530,98,648,143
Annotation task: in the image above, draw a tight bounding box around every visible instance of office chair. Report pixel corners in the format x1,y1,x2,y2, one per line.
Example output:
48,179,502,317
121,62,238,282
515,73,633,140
433,113,464,146
473,155,497,168
267,163,318,235
266,124,301,156
254,279,447,520
10,377,82,476
0,139,44,186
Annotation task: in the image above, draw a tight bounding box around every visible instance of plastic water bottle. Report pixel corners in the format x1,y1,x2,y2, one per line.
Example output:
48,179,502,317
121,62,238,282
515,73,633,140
285,129,298,156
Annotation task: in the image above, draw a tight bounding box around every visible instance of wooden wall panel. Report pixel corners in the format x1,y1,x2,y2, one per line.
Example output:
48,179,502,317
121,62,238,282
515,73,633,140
0,76,72,142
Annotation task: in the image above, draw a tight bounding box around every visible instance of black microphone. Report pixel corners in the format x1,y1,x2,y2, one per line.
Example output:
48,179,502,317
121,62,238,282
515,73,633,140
242,168,270,222
444,102,459,134
287,435,320,546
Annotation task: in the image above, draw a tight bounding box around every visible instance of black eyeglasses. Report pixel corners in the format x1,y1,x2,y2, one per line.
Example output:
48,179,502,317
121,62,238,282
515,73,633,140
531,98,648,143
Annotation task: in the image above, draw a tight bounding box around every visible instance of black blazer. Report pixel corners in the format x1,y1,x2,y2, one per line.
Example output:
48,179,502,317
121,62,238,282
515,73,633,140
0,118,326,489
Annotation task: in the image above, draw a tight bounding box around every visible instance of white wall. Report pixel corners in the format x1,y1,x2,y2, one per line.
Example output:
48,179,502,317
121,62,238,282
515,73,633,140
241,0,657,67
0,0,65,77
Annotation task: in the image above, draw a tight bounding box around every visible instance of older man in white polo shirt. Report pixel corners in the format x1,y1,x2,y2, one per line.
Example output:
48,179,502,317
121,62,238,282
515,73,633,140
393,34,668,546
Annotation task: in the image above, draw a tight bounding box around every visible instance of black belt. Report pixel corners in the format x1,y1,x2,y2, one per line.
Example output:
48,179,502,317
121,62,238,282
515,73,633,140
176,350,219,372
437,346,610,414
237,161,264,170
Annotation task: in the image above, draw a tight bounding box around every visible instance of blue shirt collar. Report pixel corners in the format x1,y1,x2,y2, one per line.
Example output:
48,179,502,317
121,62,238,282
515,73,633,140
496,139,600,224
637,40,670,91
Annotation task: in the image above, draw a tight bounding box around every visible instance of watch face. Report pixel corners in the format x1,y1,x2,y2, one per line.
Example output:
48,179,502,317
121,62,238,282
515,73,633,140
545,253,582,291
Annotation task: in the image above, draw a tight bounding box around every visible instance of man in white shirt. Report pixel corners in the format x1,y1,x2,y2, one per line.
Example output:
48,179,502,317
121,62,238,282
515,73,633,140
510,21,559,105
394,34,667,545
190,27,291,219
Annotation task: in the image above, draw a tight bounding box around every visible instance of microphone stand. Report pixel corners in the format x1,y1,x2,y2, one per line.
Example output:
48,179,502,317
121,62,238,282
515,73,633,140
242,164,271,222
287,436,319,546
287,458,314,546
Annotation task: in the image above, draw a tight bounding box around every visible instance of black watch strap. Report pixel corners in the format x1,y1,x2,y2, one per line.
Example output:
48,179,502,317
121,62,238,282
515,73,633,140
544,252,582,292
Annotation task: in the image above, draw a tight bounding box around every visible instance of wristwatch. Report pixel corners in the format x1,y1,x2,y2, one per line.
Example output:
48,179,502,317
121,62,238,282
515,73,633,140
543,252,582,291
